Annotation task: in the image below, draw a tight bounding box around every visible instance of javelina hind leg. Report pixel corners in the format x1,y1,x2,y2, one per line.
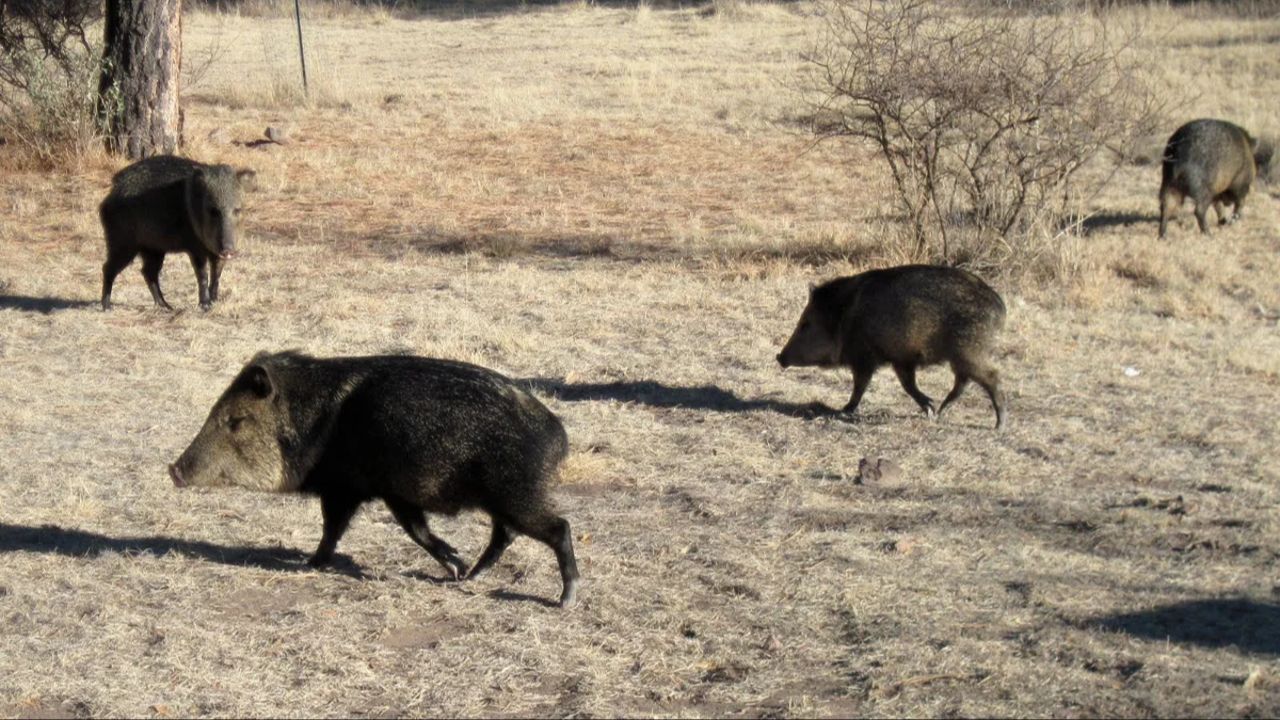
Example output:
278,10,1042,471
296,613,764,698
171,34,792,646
892,363,936,418
937,371,971,417
967,363,1006,431
189,254,212,310
466,521,513,580
101,248,137,310
1193,195,1212,235
139,251,173,311
1158,186,1179,239
509,513,580,608
309,493,361,567
385,498,468,580
1213,200,1229,225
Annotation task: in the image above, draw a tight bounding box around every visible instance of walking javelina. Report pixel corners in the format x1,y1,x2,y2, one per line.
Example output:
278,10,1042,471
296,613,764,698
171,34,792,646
100,155,255,311
169,351,581,607
1159,119,1260,238
777,265,1007,429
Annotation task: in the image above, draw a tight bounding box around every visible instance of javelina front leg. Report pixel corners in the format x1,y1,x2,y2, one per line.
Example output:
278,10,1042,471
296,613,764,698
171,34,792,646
139,251,173,311
892,363,936,418
385,499,468,580
209,256,224,302
189,254,212,310
466,521,513,581
840,365,874,415
309,493,361,567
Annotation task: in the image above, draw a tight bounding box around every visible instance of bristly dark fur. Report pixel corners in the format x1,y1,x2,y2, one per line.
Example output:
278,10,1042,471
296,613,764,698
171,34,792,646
778,264,1007,429
99,154,252,311
172,351,580,607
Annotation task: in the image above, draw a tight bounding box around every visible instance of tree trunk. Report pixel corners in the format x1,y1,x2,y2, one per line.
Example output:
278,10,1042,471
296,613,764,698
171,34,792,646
98,0,182,159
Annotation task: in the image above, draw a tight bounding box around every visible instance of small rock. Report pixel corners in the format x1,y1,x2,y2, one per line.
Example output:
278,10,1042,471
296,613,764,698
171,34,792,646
264,126,290,145
857,457,900,485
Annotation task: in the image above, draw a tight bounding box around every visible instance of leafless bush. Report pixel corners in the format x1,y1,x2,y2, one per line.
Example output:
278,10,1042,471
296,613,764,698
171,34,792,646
802,0,1165,270
0,0,106,164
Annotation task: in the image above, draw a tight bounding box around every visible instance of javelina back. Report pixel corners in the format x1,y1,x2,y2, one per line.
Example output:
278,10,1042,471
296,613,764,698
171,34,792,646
1159,119,1259,238
169,351,581,607
777,265,1007,429
100,155,255,311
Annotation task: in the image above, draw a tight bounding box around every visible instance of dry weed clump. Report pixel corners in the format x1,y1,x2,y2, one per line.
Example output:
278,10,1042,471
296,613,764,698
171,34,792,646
802,0,1166,274
0,0,108,167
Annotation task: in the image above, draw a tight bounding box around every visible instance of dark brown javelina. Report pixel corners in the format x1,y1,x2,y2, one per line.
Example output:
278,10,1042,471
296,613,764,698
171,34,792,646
777,265,1007,429
100,155,255,311
1158,119,1260,238
169,351,581,607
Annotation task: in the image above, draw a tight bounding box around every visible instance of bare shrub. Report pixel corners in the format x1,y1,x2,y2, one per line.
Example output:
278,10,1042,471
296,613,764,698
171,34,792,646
0,0,107,165
801,0,1165,272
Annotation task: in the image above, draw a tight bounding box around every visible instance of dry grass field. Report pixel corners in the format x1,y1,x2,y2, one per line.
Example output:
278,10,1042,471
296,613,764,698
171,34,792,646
1,1,1279,717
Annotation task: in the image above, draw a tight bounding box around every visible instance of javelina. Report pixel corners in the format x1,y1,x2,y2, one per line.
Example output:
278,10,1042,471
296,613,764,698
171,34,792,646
100,155,255,311
1159,119,1260,238
776,265,1007,429
169,351,581,607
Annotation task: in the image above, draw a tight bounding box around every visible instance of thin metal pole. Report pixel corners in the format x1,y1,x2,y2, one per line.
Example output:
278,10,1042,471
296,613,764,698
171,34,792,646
293,0,308,96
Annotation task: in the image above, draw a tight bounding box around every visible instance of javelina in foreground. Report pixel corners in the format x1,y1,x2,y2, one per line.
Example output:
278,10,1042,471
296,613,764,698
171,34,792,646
170,351,581,607
777,265,1007,429
1159,119,1260,238
100,155,254,311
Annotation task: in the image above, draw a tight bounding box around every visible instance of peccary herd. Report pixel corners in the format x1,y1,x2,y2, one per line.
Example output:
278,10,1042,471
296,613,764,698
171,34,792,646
92,116,1264,607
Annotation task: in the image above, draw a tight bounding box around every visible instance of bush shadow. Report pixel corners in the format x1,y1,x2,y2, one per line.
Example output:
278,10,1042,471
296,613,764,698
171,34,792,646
521,376,831,416
0,522,364,577
0,295,97,314
1090,598,1280,656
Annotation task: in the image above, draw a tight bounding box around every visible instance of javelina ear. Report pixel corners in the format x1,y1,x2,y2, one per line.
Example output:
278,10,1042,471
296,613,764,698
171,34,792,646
243,364,275,399
235,168,257,191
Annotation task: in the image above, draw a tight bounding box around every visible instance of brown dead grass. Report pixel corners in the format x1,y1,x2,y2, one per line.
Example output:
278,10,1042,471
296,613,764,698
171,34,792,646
1,2,1279,718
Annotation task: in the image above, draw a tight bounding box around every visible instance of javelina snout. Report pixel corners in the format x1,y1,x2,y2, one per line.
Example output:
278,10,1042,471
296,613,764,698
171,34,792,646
778,265,1007,429
171,351,582,607
1159,118,1259,238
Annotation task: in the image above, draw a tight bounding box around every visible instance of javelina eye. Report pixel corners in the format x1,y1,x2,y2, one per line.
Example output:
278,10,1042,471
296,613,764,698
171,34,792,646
227,415,246,432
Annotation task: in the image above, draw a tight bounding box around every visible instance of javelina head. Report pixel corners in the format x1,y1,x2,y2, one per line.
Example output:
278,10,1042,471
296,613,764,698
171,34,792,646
777,285,840,368
170,358,299,493
186,165,255,260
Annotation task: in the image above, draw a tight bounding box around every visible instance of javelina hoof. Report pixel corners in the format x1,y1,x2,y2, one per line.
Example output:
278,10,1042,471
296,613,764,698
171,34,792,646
200,301,212,312
559,580,579,609
306,552,332,568
440,556,468,581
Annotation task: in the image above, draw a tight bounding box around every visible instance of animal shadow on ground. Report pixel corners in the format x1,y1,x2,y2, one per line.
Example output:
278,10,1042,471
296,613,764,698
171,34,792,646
521,377,830,417
0,522,364,577
1091,598,1280,656
1076,212,1156,235
0,295,96,314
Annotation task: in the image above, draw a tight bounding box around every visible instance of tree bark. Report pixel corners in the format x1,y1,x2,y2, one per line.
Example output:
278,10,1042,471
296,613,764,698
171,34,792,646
98,0,182,159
